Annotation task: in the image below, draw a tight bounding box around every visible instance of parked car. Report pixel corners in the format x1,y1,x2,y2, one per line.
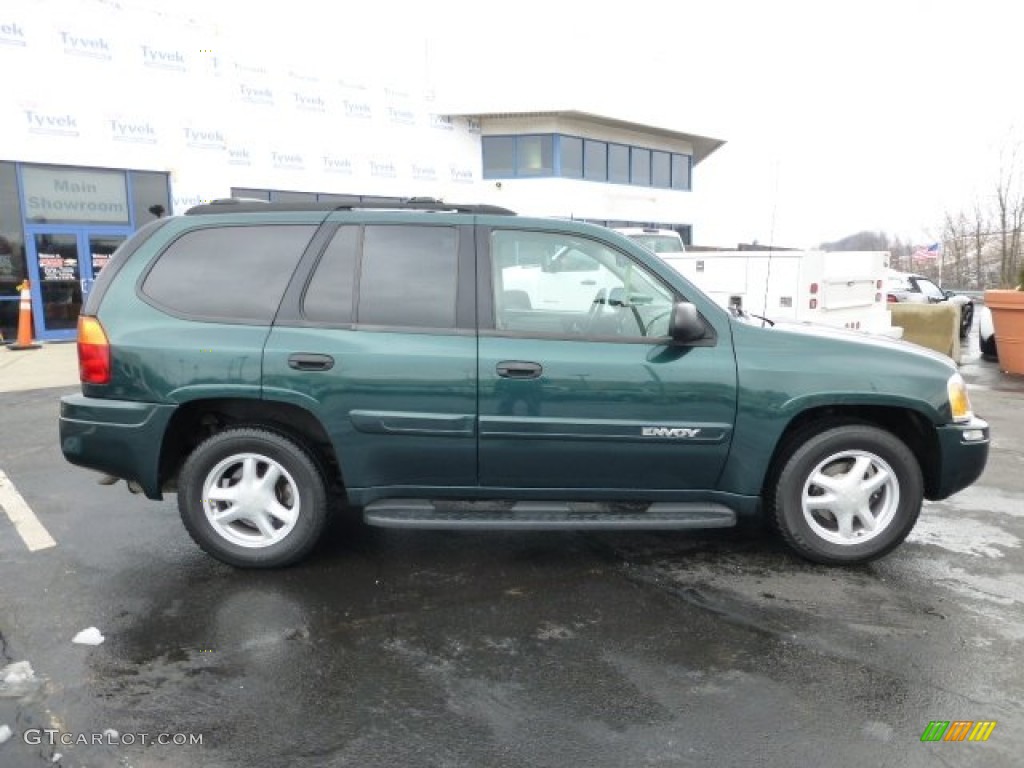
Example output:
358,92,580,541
886,269,974,338
59,199,989,569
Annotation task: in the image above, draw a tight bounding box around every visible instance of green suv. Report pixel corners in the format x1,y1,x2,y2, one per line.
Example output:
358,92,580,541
59,199,990,568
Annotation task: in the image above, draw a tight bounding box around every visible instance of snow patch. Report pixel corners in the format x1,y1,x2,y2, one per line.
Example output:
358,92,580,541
72,627,105,645
2,661,34,686
0,661,40,698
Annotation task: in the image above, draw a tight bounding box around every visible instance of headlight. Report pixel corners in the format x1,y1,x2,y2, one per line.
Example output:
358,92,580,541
947,373,973,423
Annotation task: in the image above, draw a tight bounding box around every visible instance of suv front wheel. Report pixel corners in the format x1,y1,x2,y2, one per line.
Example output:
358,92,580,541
772,424,923,565
178,428,329,568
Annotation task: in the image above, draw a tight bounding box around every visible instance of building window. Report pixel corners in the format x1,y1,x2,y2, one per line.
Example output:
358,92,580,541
129,171,171,226
273,190,318,203
608,144,629,184
583,140,607,181
559,136,583,178
479,134,693,191
482,136,516,178
230,188,271,201
0,162,27,341
515,135,554,176
652,151,671,188
0,162,26,298
671,154,691,190
631,147,651,186
229,189,407,205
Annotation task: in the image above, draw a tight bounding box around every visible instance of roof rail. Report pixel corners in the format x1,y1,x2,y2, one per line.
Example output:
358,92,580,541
185,197,516,216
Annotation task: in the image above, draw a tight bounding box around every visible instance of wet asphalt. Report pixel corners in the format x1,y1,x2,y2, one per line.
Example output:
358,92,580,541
1,334,1022,768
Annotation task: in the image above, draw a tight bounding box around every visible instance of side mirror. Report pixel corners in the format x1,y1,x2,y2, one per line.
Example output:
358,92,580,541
669,301,706,343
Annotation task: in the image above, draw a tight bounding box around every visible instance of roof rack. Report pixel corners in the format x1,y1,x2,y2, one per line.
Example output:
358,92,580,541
185,197,516,216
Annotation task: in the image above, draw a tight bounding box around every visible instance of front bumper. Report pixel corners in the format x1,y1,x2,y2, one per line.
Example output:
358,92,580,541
929,416,990,500
59,394,177,500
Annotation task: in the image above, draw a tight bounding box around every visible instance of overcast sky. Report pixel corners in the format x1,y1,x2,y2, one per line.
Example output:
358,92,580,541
146,0,1022,248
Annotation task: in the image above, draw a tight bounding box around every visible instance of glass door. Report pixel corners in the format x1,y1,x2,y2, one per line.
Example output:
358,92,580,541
29,231,82,338
85,233,126,297
25,228,128,340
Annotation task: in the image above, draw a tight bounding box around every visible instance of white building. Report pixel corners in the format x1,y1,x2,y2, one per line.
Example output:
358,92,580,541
0,0,725,341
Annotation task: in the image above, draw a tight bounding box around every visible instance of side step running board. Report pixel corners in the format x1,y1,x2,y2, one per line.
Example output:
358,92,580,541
363,499,736,531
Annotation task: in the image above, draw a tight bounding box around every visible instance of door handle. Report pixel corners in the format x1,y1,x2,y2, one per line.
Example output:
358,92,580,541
288,353,335,371
580,279,597,286
496,361,543,379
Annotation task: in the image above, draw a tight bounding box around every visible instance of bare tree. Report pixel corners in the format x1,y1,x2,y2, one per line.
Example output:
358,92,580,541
941,211,970,287
971,200,990,289
994,142,1024,286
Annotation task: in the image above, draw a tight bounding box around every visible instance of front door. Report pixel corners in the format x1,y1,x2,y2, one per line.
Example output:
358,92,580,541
478,227,738,493
26,228,128,340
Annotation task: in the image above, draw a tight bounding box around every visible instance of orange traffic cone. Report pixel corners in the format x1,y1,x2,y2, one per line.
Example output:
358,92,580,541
8,279,41,351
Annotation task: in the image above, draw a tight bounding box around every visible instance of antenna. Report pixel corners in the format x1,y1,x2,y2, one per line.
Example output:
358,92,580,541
761,159,781,327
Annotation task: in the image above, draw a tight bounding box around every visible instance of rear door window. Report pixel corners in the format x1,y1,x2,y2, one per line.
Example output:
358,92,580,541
142,225,315,323
356,225,458,329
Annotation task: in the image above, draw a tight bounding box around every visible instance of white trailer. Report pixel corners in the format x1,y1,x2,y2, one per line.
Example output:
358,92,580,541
659,250,899,337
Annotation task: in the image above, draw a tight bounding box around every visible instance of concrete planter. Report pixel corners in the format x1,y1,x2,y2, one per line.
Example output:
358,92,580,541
984,289,1024,374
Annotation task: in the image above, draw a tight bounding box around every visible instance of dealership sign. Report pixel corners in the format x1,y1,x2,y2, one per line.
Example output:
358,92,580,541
22,166,129,224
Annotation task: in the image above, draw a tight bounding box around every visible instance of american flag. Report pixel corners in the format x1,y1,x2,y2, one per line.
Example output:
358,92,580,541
912,243,940,261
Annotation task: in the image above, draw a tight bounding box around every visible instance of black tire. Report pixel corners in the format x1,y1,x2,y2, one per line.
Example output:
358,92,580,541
178,428,329,568
772,424,923,565
980,330,998,360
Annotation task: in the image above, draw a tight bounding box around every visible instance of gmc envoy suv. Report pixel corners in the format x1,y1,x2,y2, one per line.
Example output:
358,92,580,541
59,199,990,568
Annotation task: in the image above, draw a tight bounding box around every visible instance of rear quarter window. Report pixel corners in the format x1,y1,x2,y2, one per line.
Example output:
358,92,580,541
141,224,316,323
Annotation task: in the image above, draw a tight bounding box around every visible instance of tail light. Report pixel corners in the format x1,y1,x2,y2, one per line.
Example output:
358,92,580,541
886,294,898,303
78,315,111,384
809,282,819,294
809,298,818,309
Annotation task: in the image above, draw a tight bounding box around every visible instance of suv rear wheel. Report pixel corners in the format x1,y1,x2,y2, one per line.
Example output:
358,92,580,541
178,428,329,568
772,424,923,565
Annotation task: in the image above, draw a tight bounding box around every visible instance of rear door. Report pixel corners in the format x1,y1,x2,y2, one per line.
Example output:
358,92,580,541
478,224,738,492
263,217,478,493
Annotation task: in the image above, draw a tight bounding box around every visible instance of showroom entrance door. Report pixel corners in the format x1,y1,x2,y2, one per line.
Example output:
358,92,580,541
25,226,129,340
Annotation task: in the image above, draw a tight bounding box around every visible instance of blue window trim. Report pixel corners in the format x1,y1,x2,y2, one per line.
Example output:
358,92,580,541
481,133,691,191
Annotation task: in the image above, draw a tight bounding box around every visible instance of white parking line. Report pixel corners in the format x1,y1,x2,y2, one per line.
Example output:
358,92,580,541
0,470,56,551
